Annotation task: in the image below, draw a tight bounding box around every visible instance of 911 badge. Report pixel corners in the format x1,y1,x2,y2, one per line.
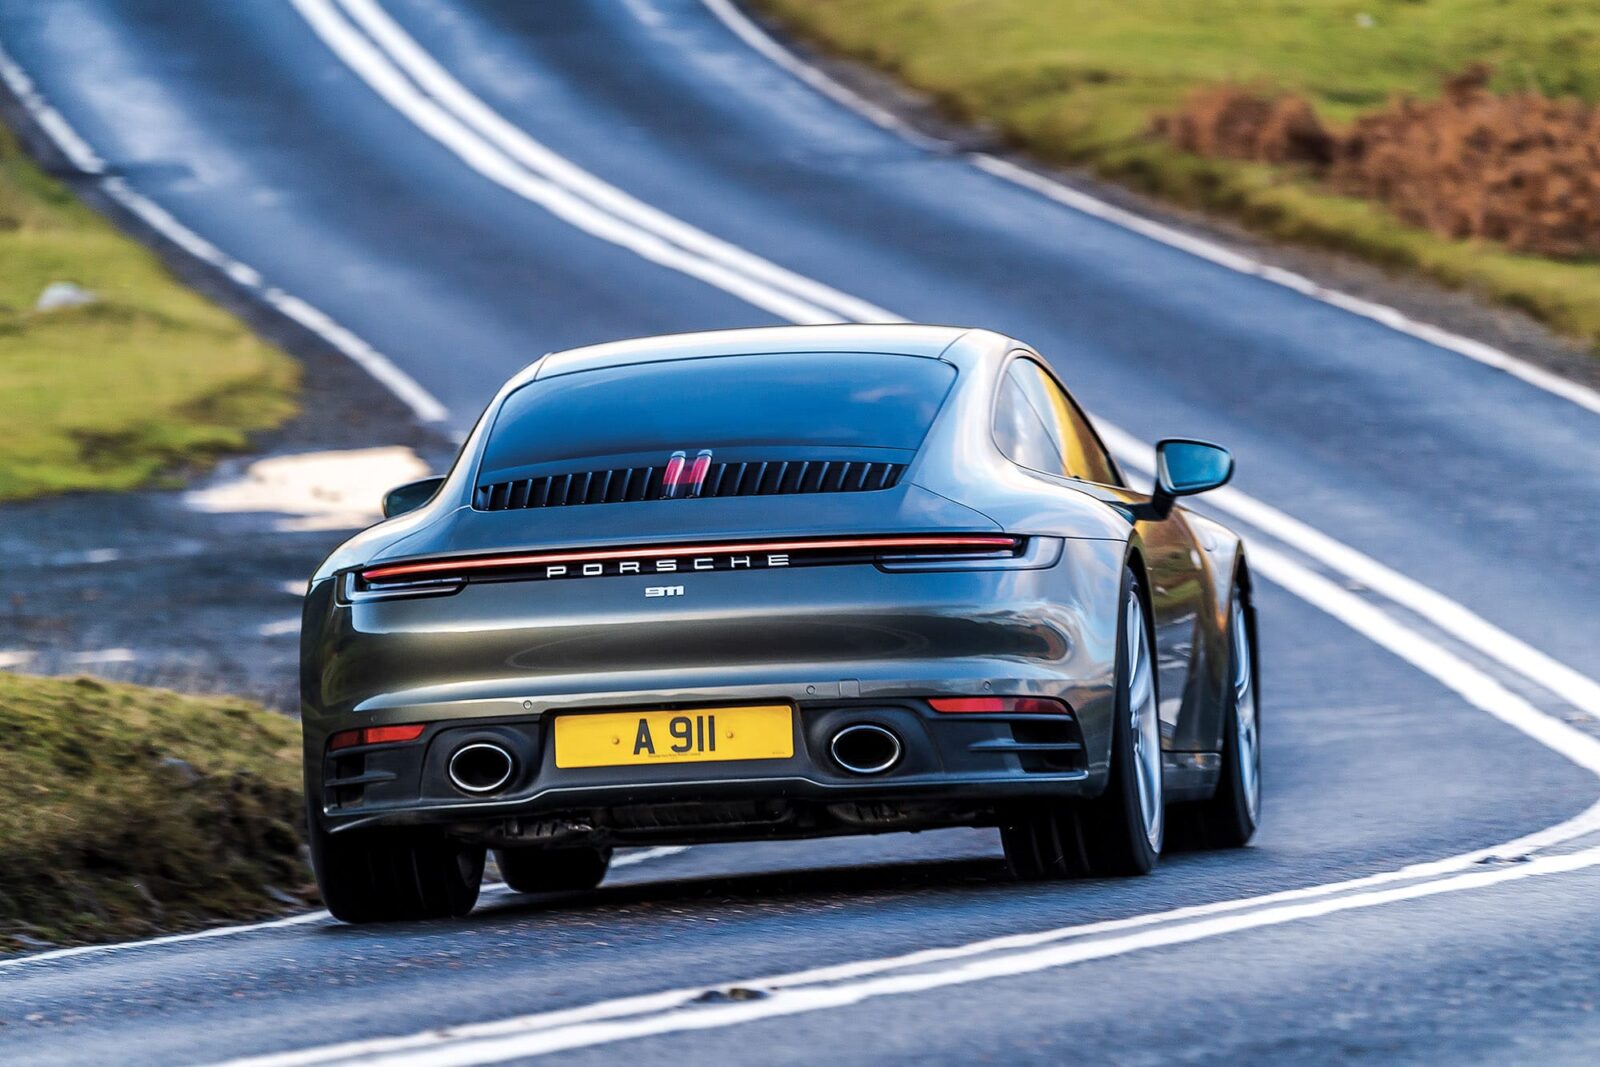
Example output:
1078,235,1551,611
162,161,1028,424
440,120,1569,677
644,585,684,598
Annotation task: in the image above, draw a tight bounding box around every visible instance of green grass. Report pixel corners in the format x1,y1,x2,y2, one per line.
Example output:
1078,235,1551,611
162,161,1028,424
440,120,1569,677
755,0,1600,348
0,127,298,502
0,673,307,950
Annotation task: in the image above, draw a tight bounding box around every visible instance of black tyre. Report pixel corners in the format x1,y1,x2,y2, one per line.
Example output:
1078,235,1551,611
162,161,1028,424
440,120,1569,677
1169,578,1261,849
1003,566,1162,879
310,816,486,924
494,846,613,893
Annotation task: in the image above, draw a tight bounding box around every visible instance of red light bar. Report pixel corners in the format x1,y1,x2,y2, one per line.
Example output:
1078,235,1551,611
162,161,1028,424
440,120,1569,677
360,535,1019,582
329,723,426,750
930,697,1071,715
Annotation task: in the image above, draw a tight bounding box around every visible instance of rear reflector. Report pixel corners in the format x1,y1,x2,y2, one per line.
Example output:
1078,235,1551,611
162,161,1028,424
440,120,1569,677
329,723,426,750
359,535,1020,583
930,697,1072,715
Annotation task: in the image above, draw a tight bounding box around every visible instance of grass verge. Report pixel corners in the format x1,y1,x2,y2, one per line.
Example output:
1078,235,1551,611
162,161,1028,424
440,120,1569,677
752,0,1600,350
0,125,298,502
0,672,308,952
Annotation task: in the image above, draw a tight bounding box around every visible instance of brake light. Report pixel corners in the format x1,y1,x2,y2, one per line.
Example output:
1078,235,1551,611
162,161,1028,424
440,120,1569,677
930,697,1072,715
329,723,426,750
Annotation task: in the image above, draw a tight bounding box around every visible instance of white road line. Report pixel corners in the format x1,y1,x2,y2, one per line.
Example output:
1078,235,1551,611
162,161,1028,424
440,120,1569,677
293,0,845,326
621,0,667,30
336,0,894,324
698,0,944,152
0,908,335,972
198,11,1600,1063
974,155,1600,417
0,41,448,424
259,618,301,638
321,0,1600,725
1096,423,1600,720
0,849,687,972
207,529,1600,1065
701,0,1600,419
609,845,690,868
67,648,137,665
0,650,36,669
2,0,1594,1030
215,844,1600,1067
214,801,1600,1067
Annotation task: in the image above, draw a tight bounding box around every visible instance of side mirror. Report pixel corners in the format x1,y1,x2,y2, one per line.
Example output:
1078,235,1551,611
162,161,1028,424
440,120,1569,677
1144,439,1233,519
382,475,445,519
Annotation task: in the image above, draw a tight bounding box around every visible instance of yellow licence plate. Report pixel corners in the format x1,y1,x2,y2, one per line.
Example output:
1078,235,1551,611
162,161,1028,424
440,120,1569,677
553,705,794,769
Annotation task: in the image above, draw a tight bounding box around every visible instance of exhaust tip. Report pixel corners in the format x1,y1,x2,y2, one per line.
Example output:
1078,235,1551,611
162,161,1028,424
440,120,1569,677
830,724,902,775
448,742,516,795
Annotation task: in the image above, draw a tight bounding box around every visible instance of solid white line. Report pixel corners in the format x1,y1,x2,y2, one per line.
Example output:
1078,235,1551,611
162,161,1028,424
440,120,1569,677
263,288,449,422
0,908,335,972
324,0,1600,725
974,155,1600,417
0,41,449,425
207,528,1600,1065
1095,423,1600,721
215,844,1600,1066
0,848,686,973
0,650,37,669
66,648,137,665
609,845,690,868
698,0,944,152
292,0,844,326
699,0,1600,418
336,0,895,324
218,796,1600,1067
6,1,1596,1040
200,12,1600,1063
0,41,105,173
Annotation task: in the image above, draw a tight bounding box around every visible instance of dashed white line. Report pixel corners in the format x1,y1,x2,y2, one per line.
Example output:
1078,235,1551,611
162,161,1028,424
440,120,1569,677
0,650,36,670
259,618,301,638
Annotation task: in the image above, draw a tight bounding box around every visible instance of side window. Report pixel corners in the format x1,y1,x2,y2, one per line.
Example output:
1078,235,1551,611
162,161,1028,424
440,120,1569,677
994,367,1065,475
995,359,1121,486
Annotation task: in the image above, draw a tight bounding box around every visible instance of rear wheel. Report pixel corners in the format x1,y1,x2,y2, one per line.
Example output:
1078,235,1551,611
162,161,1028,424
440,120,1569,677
310,817,485,924
1170,581,1261,849
1003,567,1162,879
494,846,613,893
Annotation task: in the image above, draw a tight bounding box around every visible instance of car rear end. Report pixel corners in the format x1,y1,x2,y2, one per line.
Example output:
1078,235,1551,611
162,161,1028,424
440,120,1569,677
302,346,1124,850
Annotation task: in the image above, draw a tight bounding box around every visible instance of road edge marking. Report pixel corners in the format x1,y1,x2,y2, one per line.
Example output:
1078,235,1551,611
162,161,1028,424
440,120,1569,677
701,0,1600,418
0,848,688,971
0,41,449,424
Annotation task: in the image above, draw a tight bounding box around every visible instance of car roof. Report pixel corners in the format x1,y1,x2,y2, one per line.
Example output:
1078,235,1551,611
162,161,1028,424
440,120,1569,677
517,325,1007,386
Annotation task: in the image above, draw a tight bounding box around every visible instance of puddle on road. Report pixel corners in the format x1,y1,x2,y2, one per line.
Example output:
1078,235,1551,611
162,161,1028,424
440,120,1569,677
184,446,430,532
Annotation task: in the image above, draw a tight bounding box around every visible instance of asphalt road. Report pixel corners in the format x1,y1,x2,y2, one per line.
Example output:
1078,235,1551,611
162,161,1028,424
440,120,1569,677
2,1,1599,1063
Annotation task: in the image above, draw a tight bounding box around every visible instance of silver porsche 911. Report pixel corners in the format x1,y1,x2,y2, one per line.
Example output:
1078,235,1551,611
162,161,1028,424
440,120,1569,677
301,325,1259,922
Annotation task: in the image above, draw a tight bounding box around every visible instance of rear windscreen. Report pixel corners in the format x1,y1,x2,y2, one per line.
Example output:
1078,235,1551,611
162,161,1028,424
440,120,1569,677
478,351,956,479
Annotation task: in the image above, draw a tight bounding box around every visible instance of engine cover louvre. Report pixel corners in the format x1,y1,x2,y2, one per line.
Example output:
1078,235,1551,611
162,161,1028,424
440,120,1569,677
474,459,906,511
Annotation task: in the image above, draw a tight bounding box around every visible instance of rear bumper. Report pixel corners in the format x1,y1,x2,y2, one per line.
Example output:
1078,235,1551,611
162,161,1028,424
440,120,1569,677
310,697,1105,843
